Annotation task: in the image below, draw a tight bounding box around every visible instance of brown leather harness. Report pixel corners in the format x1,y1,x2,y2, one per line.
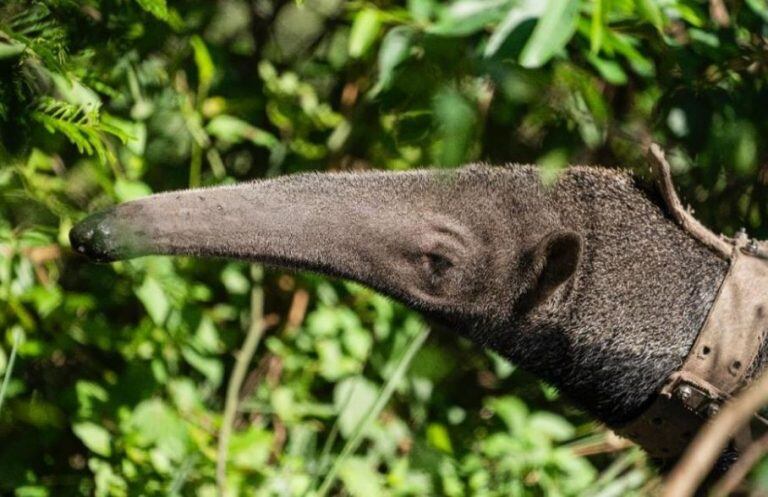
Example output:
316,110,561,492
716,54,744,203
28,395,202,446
614,145,768,458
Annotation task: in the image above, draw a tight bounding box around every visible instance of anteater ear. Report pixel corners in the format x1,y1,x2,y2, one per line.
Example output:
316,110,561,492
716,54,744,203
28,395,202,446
525,231,582,307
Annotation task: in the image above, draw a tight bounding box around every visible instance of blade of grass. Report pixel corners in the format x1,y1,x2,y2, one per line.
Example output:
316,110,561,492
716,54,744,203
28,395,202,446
216,265,266,497
315,327,430,497
0,328,22,416
583,447,643,496
304,374,360,496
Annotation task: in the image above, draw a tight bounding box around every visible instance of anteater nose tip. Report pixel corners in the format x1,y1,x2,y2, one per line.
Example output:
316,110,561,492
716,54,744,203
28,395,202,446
69,211,121,263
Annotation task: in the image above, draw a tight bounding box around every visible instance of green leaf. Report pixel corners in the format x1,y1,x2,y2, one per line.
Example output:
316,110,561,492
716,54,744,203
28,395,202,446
334,376,378,438
114,179,152,202
0,40,25,60
427,423,454,453
433,88,476,167
372,27,414,94
338,458,385,497
586,53,628,85
136,0,168,21
746,0,768,23
636,0,664,31
590,0,605,53
190,35,214,94
519,0,580,68
484,0,546,57
528,412,575,441
349,9,382,58
181,346,223,385
206,115,278,148
73,421,112,457
135,277,170,325
429,0,511,36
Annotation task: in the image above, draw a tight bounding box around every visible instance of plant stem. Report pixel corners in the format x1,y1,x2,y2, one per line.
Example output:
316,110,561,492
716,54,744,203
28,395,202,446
216,265,265,496
0,328,22,416
315,327,430,497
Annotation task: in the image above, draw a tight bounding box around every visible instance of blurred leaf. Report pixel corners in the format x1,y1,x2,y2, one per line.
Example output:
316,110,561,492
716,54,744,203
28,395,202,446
484,0,545,57
190,35,214,95
339,457,385,496
528,412,574,442
135,277,170,325
372,26,414,94
427,423,454,453
349,9,382,58
206,115,278,148
636,0,664,31
519,0,580,68
429,0,511,36
746,0,768,22
73,421,112,457
0,40,25,60
114,178,152,202
432,88,476,167
334,376,378,438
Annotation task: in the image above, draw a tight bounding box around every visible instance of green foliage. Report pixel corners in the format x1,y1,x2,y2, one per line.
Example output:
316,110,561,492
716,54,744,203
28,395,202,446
1,0,767,495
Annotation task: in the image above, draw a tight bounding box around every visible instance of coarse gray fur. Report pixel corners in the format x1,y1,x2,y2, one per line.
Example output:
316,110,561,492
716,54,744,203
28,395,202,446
70,164,738,433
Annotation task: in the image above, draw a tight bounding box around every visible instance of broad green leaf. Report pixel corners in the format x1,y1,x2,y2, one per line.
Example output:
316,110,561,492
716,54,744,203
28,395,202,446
488,396,528,434
181,346,222,385
636,0,664,31
135,277,170,325
334,376,378,437
229,426,273,471
519,0,580,68
114,178,152,202
427,423,454,453
339,458,385,496
372,27,414,93
484,0,546,57
746,0,768,23
527,412,575,442
73,421,112,457
125,399,189,458
433,88,476,167
349,9,382,58
429,0,511,36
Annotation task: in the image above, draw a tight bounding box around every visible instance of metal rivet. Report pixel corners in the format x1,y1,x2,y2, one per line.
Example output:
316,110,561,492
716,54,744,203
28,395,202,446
747,239,759,255
706,403,720,417
677,385,693,402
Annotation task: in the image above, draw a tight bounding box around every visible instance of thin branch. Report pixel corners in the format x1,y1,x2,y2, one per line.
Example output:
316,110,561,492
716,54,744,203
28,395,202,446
647,143,732,259
710,430,768,497
660,367,768,497
216,265,266,497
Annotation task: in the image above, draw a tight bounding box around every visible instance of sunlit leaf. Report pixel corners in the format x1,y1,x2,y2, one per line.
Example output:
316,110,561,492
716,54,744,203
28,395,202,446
349,9,382,58
519,0,580,68
73,421,112,457
484,0,545,57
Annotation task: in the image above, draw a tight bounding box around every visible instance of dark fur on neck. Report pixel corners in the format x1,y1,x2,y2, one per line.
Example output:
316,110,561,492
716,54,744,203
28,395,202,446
481,166,730,426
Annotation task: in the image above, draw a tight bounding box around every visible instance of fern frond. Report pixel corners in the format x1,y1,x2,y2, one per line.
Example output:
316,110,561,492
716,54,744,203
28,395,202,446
31,98,129,164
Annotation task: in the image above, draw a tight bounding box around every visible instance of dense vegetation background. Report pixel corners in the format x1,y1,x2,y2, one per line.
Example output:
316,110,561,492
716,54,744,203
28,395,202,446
1,0,768,495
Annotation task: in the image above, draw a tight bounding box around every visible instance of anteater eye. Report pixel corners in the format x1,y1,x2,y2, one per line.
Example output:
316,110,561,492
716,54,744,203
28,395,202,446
421,252,453,277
